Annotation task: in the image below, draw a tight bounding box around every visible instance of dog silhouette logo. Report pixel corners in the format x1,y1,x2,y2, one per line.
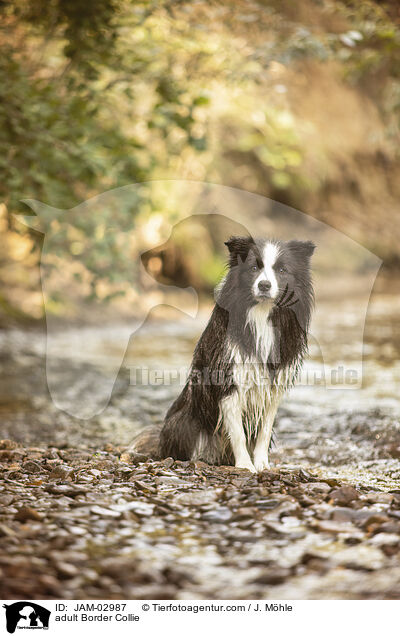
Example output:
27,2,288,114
15,180,381,414
3,602,50,634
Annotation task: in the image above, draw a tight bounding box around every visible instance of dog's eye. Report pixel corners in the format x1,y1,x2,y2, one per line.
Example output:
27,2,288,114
279,267,286,274
252,265,258,271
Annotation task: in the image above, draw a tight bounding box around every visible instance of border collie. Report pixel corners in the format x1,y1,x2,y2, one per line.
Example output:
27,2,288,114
156,236,315,472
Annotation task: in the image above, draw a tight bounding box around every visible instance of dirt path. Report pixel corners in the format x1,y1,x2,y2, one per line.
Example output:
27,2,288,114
1,439,400,600
1,291,400,599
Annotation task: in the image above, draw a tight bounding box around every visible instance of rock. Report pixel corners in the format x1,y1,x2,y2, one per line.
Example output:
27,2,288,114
49,550,87,564
46,459,62,469
5,469,22,479
46,484,88,497
93,460,115,471
55,562,80,578
47,448,61,460
202,507,233,523
381,544,400,557
329,486,360,506
120,452,148,464
14,507,44,522
361,514,389,531
363,492,393,504
387,444,400,459
373,520,400,534
161,457,174,469
369,533,400,546
257,470,279,483
252,566,291,585
332,545,385,571
305,482,332,494
301,553,331,573
264,500,300,519
299,468,317,481
2,435,400,600
315,520,358,534
90,505,122,518
100,557,161,583
38,574,62,592
0,452,19,465
49,465,73,480
0,440,19,450
130,480,157,494
22,461,43,474
298,494,316,507
264,520,305,538
175,490,217,506
233,507,257,521
0,494,14,506
109,501,154,515
331,507,357,522
0,524,17,537
156,476,192,487
117,501,154,517
68,526,87,536
255,498,281,510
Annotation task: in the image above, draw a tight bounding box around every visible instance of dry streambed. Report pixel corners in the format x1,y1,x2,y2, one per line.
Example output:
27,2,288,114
1,439,400,600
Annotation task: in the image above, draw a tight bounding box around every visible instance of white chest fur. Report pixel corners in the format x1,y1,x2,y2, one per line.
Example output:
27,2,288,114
218,302,293,472
246,302,275,361
224,303,276,439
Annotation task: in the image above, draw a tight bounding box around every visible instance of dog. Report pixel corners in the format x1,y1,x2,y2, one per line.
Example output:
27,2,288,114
156,236,315,472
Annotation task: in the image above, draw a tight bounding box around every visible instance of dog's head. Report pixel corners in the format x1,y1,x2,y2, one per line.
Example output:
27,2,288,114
224,236,315,308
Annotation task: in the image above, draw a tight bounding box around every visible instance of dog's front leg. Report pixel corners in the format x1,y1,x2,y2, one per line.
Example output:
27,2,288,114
221,392,255,472
253,399,279,472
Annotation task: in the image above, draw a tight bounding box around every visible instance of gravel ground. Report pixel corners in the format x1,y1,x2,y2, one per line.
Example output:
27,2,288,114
1,291,400,599
2,439,400,600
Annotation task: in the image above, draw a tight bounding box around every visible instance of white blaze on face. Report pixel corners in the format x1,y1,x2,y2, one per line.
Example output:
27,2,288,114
253,242,280,299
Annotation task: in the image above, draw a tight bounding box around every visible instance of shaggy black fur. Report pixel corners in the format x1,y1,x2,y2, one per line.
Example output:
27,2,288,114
158,236,315,463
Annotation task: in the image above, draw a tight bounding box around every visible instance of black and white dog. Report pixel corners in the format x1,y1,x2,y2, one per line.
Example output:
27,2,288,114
159,236,315,472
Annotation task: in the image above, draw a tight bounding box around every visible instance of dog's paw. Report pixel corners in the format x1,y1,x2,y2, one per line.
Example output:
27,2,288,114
235,460,256,473
253,457,269,472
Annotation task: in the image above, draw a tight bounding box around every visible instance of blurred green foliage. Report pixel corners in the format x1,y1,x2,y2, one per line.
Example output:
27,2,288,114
0,0,211,213
0,0,399,317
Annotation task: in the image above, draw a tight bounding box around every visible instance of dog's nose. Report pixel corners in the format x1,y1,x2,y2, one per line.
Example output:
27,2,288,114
258,280,271,292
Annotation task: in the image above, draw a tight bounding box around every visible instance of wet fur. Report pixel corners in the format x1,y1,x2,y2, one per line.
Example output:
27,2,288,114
158,236,315,471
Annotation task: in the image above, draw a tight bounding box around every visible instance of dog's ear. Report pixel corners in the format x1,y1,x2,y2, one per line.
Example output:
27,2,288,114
224,236,254,265
287,240,316,260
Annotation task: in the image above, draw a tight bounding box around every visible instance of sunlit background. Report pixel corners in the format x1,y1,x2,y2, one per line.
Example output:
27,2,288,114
1,0,400,322
2,0,400,602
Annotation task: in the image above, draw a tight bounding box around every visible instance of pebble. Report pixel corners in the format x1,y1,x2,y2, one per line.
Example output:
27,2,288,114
202,507,233,523
120,452,148,464
55,562,80,578
316,520,358,534
22,461,43,474
90,505,122,518
49,465,73,480
0,523,17,537
175,490,217,506
14,506,44,522
305,482,332,494
252,566,291,585
0,439,19,450
329,486,360,506
0,441,399,601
